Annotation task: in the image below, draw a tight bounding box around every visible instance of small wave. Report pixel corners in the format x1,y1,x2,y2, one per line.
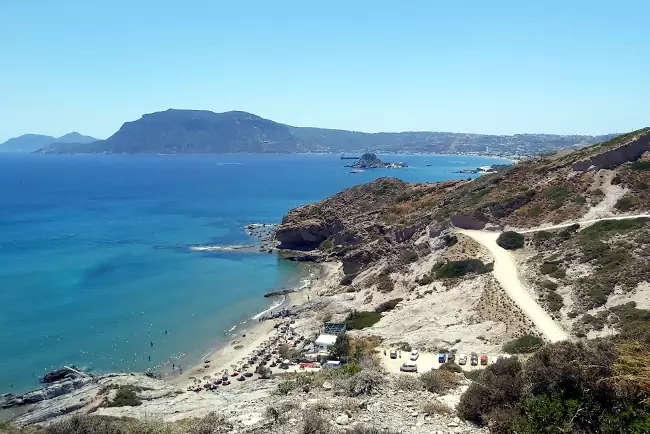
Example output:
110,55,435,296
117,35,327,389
189,244,255,252
228,325,237,332
252,295,286,320
216,162,243,166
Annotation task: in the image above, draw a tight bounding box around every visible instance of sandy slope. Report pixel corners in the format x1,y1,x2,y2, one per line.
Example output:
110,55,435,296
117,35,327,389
457,229,569,342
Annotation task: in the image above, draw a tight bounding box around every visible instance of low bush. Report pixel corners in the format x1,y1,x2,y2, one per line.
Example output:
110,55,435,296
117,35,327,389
277,380,296,395
631,160,650,170
393,374,422,391
435,259,492,278
106,385,142,407
545,291,564,312
256,365,272,379
422,400,453,415
580,218,649,241
344,311,382,330
399,249,418,264
539,263,559,275
417,274,434,285
459,339,650,433
302,409,330,434
439,361,463,373
375,298,403,313
541,279,558,290
549,267,566,279
346,370,385,396
502,335,543,353
497,231,525,250
533,230,552,241
420,369,460,393
615,196,634,211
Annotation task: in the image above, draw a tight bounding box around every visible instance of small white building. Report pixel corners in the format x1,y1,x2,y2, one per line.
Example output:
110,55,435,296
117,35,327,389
314,334,338,352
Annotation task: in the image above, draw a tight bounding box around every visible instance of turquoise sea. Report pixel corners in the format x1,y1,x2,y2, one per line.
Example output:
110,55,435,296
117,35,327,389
0,153,510,393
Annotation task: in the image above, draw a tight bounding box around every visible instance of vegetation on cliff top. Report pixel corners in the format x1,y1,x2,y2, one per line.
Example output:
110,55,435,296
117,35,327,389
458,339,650,433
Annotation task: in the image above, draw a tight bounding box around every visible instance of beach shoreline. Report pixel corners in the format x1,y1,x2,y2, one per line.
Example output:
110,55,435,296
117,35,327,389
165,263,323,389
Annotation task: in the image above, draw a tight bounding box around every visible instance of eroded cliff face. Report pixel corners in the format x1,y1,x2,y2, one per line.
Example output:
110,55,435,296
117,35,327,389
572,129,650,171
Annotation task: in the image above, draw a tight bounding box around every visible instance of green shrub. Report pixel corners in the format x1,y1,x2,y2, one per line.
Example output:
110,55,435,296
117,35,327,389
580,218,649,241
439,361,463,373
399,249,418,264
277,380,296,395
615,196,634,211
346,370,385,396
417,274,434,285
539,263,559,275
546,291,564,312
329,334,349,359
435,259,492,278
502,335,543,354
106,385,142,407
344,311,382,330
631,160,650,170
497,231,525,250
549,267,566,279
533,230,552,241
541,280,558,290
573,195,587,204
419,369,460,393
375,298,403,313
457,357,523,425
527,205,542,217
394,374,422,391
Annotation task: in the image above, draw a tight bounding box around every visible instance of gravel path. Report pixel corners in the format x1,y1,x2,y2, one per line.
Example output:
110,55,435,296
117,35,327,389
456,229,569,342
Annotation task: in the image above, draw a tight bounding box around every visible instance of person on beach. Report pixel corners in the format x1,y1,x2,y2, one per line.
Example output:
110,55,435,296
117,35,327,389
148,355,151,362
150,341,154,348
172,363,175,370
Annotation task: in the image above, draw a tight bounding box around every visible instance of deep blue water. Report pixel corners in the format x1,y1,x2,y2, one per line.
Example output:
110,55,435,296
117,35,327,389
0,153,509,393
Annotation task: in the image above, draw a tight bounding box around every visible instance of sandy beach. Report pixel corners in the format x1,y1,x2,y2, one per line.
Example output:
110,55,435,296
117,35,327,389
167,269,319,390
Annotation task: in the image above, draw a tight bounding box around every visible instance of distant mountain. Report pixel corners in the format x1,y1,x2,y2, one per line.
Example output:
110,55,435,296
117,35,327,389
40,110,299,155
289,127,617,156
1,132,98,153
55,132,98,144
34,109,616,156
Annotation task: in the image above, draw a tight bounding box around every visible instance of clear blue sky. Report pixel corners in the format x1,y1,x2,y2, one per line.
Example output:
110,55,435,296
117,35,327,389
1,0,648,142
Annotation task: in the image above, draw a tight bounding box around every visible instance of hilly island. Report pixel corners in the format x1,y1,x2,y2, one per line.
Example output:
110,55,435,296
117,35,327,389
3,128,650,434
22,108,617,157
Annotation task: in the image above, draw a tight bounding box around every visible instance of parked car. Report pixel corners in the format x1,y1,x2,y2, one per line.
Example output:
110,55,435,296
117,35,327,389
491,356,499,365
390,350,398,359
458,353,467,365
447,353,456,363
410,349,419,361
400,361,418,372
470,352,478,366
438,353,447,363
480,354,488,365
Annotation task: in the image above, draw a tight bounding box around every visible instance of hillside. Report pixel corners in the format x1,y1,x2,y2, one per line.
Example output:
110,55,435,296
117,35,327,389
35,108,614,155
275,127,650,346
0,132,97,153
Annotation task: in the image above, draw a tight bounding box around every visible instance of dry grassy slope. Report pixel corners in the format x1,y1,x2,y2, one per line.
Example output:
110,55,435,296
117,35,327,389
276,127,650,270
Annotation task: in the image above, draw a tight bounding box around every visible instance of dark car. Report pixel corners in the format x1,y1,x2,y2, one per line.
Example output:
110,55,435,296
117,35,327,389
447,353,456,363
470,352,478,366
438,353,447,363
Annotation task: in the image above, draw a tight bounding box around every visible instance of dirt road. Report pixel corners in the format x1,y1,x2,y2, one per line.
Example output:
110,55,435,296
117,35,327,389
456,229,569,342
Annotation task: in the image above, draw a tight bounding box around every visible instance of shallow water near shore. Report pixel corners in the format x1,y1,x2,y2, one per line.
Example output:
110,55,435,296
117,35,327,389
0,153,510,393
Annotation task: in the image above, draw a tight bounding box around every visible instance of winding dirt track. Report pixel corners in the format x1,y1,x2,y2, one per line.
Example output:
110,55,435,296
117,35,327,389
457,214,650,343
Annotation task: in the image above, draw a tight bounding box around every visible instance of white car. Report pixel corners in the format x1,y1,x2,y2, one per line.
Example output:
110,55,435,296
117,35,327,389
491,356,499,364
410,350,419,361
458,353,467,365
400,361,418,372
